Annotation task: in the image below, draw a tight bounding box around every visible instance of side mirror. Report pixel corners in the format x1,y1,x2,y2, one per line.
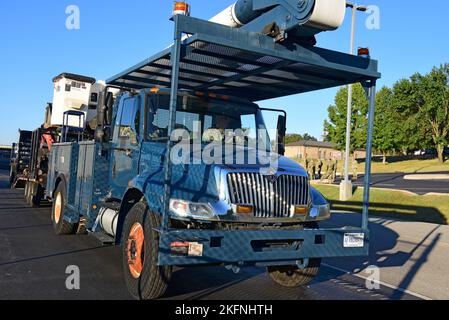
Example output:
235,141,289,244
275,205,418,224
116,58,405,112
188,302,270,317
277,115,286,156
105,91,114,125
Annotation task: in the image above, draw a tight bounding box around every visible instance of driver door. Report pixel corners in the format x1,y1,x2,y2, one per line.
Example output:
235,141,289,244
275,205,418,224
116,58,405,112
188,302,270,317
111,96,141,198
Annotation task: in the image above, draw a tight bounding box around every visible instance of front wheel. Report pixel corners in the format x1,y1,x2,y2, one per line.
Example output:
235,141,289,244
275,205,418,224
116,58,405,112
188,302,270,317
122,202,172,300
267,222,321,287
267,259,321,287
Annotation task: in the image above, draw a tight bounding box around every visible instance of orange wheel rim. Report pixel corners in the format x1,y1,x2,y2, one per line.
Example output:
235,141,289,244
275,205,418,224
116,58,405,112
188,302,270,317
127,223,145,279
54,193,62,223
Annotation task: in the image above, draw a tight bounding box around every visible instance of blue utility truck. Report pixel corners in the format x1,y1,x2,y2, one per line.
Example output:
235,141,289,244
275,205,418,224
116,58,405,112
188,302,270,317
45,0,380,299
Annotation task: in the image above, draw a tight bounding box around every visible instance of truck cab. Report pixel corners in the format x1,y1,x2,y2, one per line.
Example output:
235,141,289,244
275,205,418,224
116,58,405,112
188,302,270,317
108,88,330,223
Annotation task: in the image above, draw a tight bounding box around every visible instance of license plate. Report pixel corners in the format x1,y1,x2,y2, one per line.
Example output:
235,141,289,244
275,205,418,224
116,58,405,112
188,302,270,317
344,233,365,248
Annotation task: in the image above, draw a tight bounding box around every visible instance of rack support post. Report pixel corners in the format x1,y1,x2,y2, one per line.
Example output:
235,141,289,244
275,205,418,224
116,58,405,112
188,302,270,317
362,81,377,230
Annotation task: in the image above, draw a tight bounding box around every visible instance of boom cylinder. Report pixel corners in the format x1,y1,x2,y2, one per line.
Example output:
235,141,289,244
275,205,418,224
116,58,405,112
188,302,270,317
209,0,346,38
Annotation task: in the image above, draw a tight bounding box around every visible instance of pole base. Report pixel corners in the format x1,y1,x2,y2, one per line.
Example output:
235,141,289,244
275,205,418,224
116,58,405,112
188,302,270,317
339,180,354,201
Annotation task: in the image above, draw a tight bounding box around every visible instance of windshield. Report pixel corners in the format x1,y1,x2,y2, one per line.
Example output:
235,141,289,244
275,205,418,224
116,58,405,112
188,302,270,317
146,94,272,152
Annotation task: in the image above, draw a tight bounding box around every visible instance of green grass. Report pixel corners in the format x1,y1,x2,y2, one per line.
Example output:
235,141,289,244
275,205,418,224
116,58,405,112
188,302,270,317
294,158,449,175
314,184,449,225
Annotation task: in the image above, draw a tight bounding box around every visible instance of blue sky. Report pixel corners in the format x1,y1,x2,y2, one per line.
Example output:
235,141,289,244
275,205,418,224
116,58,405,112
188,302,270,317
0,0,448,145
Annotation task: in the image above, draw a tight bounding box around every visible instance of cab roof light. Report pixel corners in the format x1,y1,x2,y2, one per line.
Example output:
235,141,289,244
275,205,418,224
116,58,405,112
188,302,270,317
173,2,190,16
358,47,370,57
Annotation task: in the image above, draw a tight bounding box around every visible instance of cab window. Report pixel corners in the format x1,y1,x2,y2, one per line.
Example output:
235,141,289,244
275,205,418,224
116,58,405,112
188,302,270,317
119,97,140,145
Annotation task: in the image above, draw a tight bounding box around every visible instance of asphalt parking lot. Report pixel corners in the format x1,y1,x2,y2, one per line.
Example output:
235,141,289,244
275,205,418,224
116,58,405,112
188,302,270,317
0,170,421,300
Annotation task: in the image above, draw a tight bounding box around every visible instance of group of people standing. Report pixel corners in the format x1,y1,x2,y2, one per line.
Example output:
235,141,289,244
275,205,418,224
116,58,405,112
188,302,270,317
304,158,359,183
304,159,338,183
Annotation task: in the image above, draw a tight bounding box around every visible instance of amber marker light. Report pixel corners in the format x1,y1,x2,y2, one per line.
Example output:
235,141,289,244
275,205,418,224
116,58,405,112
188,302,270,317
236,205,254,215
293,206,308,216
173,2,190,16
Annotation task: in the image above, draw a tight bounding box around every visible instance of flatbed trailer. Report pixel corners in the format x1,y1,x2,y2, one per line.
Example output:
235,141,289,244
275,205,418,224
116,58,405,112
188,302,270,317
46,1,380,300
9,130,32,188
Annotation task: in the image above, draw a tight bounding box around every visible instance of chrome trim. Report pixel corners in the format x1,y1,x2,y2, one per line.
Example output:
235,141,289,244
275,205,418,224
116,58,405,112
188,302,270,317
213,167,317,220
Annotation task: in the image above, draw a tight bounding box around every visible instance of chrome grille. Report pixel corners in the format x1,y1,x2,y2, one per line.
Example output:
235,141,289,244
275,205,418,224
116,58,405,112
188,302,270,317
227,173,310,218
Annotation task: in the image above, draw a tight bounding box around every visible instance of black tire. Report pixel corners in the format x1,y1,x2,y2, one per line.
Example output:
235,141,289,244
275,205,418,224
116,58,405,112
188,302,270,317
122,202,172,300
267,258,321,287
267,222,321,288
31,184,42,208
24,181,29,200
51,183,78,235
25,182,33,205
9,171,15,189
26,182,40,208
31,194,41,207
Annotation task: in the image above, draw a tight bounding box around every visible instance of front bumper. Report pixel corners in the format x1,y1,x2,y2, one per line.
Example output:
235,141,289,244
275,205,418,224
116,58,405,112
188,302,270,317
157,227,369,266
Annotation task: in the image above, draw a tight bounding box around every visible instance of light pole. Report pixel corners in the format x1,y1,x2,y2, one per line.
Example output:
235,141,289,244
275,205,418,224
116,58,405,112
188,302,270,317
340,2,367,201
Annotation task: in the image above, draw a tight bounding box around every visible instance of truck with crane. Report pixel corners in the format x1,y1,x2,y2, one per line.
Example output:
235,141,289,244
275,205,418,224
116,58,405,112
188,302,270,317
44,0,380,300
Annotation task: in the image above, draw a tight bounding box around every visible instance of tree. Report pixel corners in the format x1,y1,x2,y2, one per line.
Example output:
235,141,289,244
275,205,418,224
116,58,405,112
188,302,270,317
373,87,397,163
303,133,318,142
285,133,317,145
324,84,369,152
418,65,449,163
391,79,432,155
285,134,303,145
392,64,449,163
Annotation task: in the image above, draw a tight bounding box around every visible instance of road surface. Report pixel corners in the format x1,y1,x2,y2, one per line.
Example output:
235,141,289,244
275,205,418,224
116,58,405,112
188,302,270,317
337,172,449,195
0,170,426,300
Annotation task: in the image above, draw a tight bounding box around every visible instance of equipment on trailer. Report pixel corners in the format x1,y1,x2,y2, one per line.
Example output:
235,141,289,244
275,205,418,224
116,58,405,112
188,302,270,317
19,73,108,205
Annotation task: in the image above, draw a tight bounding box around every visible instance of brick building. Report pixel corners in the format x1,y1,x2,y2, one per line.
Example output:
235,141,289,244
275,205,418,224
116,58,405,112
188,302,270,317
285,140,366,160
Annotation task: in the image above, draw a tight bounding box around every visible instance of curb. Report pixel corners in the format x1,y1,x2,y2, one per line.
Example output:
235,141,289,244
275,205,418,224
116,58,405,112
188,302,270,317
315,183,449,197
404,174,449,181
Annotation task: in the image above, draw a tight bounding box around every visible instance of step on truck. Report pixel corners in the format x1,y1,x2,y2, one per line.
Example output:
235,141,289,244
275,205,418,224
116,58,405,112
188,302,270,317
45,0,380,300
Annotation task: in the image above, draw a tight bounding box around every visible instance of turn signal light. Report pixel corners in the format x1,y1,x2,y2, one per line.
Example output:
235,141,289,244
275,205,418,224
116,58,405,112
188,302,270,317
173,2,190,16
293,206,308,216
236,205,254,215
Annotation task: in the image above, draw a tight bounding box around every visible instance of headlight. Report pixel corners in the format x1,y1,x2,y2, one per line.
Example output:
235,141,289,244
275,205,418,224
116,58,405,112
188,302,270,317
309,204,331,221
170,199,216,220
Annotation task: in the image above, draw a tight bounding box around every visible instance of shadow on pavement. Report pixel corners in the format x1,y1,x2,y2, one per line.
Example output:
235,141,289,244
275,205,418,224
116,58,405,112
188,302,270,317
0,246,107,267
330,200,447,225
324,214,442,300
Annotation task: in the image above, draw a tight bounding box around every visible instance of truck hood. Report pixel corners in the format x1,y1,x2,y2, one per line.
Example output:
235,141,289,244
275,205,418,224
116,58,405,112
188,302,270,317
182,145,308,176
138,143,308,207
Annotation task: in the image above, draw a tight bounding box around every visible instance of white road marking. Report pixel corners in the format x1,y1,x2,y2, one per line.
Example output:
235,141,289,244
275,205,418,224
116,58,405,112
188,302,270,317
323,263,433,301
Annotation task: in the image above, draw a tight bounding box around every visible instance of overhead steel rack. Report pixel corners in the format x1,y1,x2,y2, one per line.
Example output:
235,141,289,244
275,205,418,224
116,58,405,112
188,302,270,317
107,15,380,102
